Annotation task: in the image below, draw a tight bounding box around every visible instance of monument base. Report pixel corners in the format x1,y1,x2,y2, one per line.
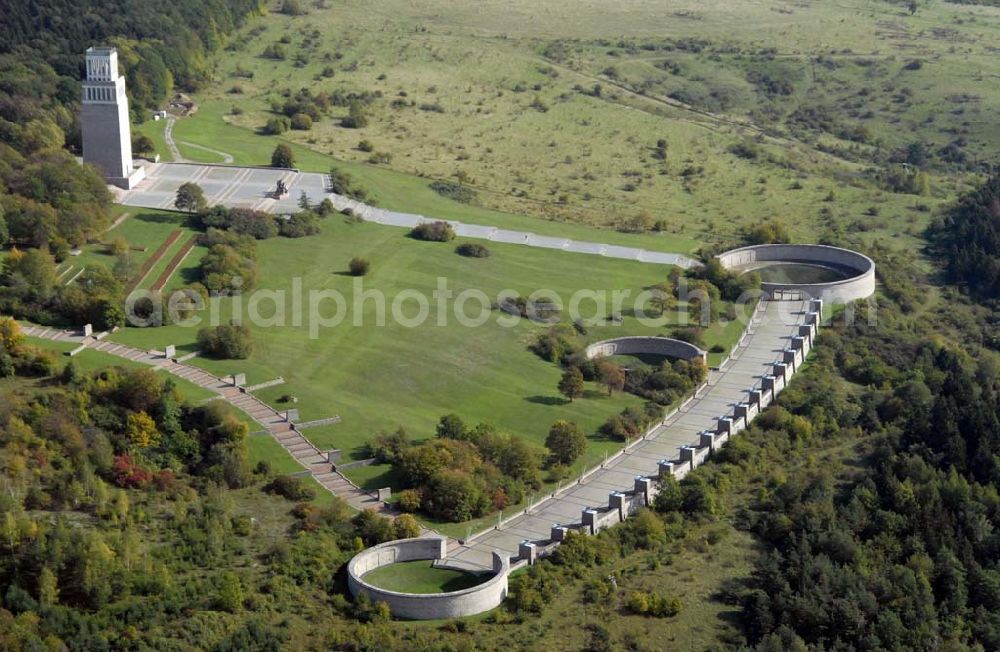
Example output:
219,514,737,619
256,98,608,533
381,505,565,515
107,165,146,190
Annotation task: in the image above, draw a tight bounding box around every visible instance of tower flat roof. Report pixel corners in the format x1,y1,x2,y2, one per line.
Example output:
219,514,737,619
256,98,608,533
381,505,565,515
86,46,117,54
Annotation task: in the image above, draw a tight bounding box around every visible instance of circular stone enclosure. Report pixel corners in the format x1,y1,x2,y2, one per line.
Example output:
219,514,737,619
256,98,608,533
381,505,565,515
347,537,509,620
716,244,875,303
584,336,707,364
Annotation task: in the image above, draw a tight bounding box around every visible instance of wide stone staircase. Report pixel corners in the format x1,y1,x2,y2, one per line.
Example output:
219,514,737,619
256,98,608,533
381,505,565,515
20,322,381,511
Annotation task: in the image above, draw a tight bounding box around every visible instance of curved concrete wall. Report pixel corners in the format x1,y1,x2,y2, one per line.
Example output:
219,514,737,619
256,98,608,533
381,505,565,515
584,336,706,362
347,537,509,619
716,244,875,303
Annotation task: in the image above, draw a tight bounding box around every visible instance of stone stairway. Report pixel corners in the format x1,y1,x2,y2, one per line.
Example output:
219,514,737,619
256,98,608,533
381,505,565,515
21,321,380,510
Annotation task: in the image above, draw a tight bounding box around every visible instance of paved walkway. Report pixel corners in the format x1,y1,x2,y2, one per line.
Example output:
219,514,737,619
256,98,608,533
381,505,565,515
445,298,809,570
163,118,184,163
19,323,382,511
119,162,701,269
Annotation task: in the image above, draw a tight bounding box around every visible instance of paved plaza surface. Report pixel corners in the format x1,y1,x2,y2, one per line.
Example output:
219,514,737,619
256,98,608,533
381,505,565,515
120,162,329,214
445,299,808,571
119,162,700,269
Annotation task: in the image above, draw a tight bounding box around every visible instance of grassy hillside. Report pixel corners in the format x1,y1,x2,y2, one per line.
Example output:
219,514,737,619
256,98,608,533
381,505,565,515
158,0,999,249
106,215,738,465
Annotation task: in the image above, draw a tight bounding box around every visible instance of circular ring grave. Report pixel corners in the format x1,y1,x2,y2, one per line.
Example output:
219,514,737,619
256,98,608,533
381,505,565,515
347,537,510,620
716,244,875,303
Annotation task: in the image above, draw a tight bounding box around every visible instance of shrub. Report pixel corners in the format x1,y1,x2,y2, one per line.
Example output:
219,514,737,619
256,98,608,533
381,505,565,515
728,140,760,160
397,488,422,512
202,207,279,240
262,44,287,60
369,427,409,463
744,220,791,245
341,101,369,128
410,221,455,242
265,475,317,501
271,143,295,168
671,327,706,348
280,0,307,15
393,514,421,539
455,243,490,258
626,591,683,617
198,322,253,359
199,243,258,292
430,180,477,204
290,113,312,130
348,257,370,276
278,211,320,238
329,167,369,202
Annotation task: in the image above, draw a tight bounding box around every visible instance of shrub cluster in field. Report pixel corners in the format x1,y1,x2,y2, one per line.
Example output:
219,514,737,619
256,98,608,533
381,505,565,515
372,410,598,522
409,220,455,242
369,415,543,522
455,243,490,258
430,180,477,204
198,321,253,359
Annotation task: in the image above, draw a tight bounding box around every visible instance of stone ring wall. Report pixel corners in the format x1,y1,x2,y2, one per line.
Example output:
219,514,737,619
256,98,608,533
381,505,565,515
584,336,707,362
716,244,875,303
346,537,510,619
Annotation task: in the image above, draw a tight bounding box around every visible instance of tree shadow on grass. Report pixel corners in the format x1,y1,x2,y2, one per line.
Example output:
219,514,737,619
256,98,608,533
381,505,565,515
351,464,403,492
177,266,202,285
439,571,491,592
134,211,186,225
525,395,568,406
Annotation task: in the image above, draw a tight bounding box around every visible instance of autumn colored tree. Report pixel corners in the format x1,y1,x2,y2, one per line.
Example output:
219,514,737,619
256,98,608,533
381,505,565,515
598,360,626,396
546,420,587,466
558,366,585,402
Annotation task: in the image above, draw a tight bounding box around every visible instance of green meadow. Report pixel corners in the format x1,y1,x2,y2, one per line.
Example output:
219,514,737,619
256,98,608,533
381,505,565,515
106,216,736,467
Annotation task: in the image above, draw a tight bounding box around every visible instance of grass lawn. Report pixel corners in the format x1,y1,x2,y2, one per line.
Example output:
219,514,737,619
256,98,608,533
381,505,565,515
72,207,203,292
362,560,490,594
107,217,741,466
247,434,307,476
134,118,171,162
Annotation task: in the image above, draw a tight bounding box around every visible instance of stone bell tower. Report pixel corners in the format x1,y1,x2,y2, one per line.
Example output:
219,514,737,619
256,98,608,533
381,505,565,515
81,47,144,189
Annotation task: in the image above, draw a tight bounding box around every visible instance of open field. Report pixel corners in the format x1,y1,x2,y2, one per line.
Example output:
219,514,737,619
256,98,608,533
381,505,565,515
107,216,738,466
156,0,1000,253
162,102,704,255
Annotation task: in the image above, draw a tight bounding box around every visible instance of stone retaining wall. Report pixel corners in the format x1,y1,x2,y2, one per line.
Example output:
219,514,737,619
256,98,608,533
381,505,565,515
716,244,875,304
347,537,509,620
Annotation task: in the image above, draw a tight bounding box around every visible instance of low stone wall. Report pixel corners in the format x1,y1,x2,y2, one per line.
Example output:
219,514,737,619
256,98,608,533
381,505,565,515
584,336,706,363
347,537,509,620
716,244,875,304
